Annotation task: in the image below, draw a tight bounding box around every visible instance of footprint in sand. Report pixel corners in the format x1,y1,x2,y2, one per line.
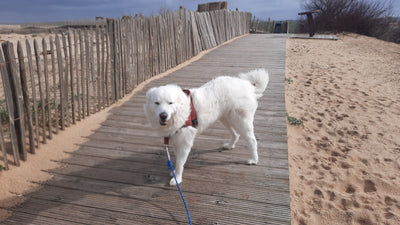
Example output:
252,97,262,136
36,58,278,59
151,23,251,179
334,84,340,89
356,217,373,225
384,196,397,206
345,184,356,194
328,191,336,201
341,162,352,169
349,105,356,109
360,158,369,166
314,188,324,198
363,180,377,193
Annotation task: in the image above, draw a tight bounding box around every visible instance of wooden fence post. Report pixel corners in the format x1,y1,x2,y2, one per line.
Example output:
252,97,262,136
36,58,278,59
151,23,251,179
17,41,35,154
61,33,70,126
107,18,116,103
73,30,81,121
84,30,90,116
1,42,27,162
68,30,76,123
0,122,8,169
0,46,20,166
25,40,40,146
78,30,86,119
55,35,65,130
42,39,52,139
33,40,47,144
49,36,59,134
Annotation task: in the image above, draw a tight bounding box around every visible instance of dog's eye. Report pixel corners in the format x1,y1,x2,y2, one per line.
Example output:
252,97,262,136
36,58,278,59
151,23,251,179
155,102,160,105
168,102,173,105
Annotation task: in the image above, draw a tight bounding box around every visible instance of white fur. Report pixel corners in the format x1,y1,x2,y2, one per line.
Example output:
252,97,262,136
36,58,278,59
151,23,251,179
144,69,269,185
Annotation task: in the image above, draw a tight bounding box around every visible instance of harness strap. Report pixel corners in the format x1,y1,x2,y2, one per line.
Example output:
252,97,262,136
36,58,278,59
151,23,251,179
182,89,198,128
164,89,198,147
164,136,169,145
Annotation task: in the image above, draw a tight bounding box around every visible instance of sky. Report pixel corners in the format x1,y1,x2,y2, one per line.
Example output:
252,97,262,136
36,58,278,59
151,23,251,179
0,0,399,24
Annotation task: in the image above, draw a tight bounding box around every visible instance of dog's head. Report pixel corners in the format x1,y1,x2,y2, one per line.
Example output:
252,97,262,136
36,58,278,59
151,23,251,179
144,85,190,135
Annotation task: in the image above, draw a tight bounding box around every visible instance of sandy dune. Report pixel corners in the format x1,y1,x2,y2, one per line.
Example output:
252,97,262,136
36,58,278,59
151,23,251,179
286,34,400,225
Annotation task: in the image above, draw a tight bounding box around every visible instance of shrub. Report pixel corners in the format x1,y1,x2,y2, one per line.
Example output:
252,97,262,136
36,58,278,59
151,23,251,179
300,0,395,38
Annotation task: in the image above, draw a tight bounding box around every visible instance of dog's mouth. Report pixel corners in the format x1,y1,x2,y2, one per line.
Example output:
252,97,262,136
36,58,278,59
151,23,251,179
159,120,168,126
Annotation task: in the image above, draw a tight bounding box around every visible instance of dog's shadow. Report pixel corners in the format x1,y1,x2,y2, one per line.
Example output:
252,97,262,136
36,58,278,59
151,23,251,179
184,147,247,168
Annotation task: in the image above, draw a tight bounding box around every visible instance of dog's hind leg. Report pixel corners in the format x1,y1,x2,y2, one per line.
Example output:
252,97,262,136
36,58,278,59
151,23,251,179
220,118,240,150
231,117,258,165
245,130,258,165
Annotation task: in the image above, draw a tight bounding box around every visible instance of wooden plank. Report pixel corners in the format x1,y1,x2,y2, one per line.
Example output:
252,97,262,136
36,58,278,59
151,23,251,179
6,197,172,225
28,185,289,224
3,210,83,225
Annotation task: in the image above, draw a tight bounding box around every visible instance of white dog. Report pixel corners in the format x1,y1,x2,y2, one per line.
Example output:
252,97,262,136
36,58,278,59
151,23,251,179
144,69,269,185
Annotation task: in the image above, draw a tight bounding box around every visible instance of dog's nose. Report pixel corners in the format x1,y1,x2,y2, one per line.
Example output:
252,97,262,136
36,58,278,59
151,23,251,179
159,112,168,121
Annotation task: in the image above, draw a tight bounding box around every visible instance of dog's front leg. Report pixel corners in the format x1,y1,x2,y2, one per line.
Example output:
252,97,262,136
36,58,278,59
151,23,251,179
169,128,196,186
170,145,191,185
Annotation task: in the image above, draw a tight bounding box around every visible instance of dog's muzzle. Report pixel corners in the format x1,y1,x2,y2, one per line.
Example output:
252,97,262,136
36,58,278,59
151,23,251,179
159,112,168,126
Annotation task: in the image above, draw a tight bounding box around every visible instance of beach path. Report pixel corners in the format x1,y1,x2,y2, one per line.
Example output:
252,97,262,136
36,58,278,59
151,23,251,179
2,34,290,224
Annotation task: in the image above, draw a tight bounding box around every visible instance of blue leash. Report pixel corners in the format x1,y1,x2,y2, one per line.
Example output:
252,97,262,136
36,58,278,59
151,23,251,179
164,143,192,225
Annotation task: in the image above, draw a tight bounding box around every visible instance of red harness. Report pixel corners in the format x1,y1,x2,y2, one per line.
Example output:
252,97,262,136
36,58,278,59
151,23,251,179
182,89,198,128
164,89,198,145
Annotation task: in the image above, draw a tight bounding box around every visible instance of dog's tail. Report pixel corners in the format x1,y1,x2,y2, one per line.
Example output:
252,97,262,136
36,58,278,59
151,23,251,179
239,68,269,98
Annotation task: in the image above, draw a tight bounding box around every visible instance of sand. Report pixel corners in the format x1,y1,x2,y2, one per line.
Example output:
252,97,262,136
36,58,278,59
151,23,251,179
285,34,400,225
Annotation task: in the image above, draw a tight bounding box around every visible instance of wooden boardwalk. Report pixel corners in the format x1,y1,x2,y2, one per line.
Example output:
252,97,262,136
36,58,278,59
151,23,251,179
3,34,290,224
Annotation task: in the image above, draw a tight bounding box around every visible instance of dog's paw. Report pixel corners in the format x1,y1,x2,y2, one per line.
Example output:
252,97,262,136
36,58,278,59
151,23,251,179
222,142,235,150
169,177,182,186
247,158,258,165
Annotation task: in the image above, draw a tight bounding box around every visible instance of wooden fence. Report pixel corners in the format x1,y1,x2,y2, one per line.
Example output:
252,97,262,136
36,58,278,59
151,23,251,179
0,9,252,170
